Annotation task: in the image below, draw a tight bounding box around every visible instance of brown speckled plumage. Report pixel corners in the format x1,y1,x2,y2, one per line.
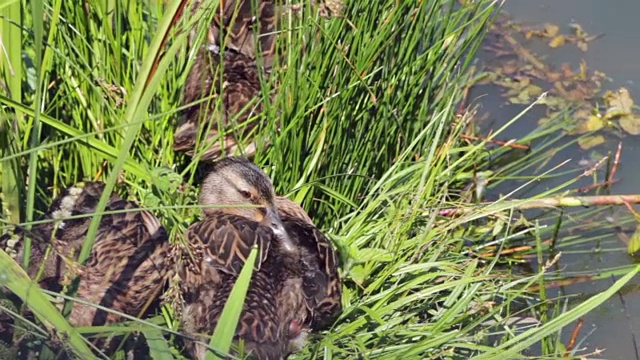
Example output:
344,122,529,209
176,157,341,359
175,0,348,161
276,199,342,332
1,181,170,327
174,46,266,160
196,0,279,69
175,0,281,161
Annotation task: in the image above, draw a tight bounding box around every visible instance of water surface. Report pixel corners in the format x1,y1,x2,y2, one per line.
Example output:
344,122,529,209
478,1,640,358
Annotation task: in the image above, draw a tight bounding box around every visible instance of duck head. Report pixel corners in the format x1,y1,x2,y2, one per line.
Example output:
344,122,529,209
199,157,295,252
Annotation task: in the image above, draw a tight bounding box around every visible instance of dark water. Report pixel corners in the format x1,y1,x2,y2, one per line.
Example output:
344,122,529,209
478,1,640,359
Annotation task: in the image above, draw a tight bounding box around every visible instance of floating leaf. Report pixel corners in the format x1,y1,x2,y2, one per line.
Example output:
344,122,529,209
546,71,562,82
538,110,563,126
619,114,640,135
548,35,566,48
524,30,535,40
578,60,589,80
507,81,543,104
577,40,588,52
475,71,498,85
538,94,566,109
570,114,606,134
526,23,559,39
544,23,560,37
604,88,634,119
577,134,605,150
569,23,588,38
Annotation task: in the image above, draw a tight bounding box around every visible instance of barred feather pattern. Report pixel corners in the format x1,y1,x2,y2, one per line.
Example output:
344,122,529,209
177,197,342,359
1,181,170,327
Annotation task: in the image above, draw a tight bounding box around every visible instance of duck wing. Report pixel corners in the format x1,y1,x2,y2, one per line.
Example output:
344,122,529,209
275,196,313,225
72,194,169,326
180,214,294,359
283,217,342,330
1,181,170,326
273,196,342,328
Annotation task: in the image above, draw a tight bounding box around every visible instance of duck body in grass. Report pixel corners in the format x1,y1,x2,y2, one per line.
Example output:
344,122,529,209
175,0,281,161
1,181,170,327
194,0,279,69
174,44,267,160
175,157,341,359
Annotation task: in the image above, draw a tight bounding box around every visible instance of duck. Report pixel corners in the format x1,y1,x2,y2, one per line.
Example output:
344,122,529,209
174,44,268,161
175,157,341,359
174,0,280,161
1,181,170,328
194,0,279,70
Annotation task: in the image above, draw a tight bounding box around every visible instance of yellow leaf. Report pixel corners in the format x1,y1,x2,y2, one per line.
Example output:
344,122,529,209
577,135,605,150
620,114,640,135
549,35,566,48
570,114,606,134
543,23,560,37
569,23,588,38
578,60,588,79
604,88,634,119
538,95,566,108
526,84,543,97
577,41,588,52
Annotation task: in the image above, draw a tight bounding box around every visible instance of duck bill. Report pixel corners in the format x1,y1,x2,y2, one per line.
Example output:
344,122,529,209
261,206,296,253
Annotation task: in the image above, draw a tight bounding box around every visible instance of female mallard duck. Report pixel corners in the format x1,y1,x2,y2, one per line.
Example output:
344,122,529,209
176,157,341,359
1,181,170,327
194,0,278,69
174,45,267,161
174,0,280,161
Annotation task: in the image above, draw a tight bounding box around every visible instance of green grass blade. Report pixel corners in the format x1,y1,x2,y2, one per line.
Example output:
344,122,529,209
23,0,46,268
206,245,258,360
0,0,23,227
472,266,640,359
0,94,152,181
80,0,189,263
5,0,626,358
0,250,97,359
144,328,176,360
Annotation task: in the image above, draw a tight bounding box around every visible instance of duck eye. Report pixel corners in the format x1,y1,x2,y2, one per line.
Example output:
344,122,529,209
239,190,252,199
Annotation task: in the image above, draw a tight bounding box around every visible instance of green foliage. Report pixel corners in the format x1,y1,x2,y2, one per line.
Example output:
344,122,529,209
264,0,495,227
206,246,258,360
0,0,634,359
0,250,96,358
